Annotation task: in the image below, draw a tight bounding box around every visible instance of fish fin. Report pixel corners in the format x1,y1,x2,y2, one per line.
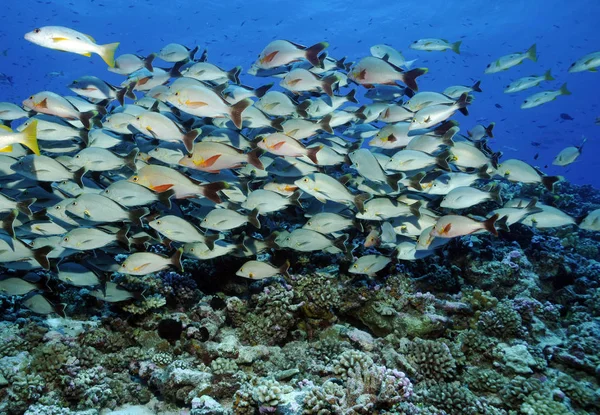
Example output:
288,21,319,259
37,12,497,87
37,98,48,109
203,233,220,251
32,245,54,270
435,150,452,171
352,218,364,233
544,69,554,81
129,207,150,226
472,80,482,92
20,119,40,155
541,175,563,192
482,213,499,237
305,42,329,67
354,105,367,120
321,75,337,97
490,152,502,169
247,148,264,170
262,50,279,63
115,225,131,252
152,184,174,193
477,165,491,180
248,208,261,229
0,146,12,153
185,100,208,109
188,45,199,60
525,197,540,212
0,209,17,238
197,49,208,62
144,53,156,71
320,114,333,134
559,83,571,96
345,89,359,104
200,181,227,204
451,40,462,54
271,117,285,132
16,198,36,217
526,43,537,62
456,92,471,110
73,167,86,189
386,173,403,191
157,188,175,210
254,82,273,98
279,259,291,279
408,171,426,191
99,42,120,68
354,193,371,213
495,215,510,232
434,120,460,137
306,146,322,164
229,98,253,129
227,66,242,84
78,110,97,130
332,234,349,253
51,37,70,42
401,67,428,92
171,248,184,272
169,61,185,78
201,154,222,168
288,190,303,208
182,128,201,153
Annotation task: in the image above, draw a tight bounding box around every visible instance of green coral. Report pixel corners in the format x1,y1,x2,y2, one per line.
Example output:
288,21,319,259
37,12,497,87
398,338,457,381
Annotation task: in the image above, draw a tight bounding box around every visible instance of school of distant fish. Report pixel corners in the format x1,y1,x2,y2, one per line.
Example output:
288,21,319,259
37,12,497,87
0,26,598,315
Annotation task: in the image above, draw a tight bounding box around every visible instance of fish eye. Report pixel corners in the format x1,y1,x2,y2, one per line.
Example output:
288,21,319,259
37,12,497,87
174,92,179,96
190,248,194,252
104,189,110,194
63,237,69,242
203,218,207,222
72,202,77,206
55,205,61,210
34,28,41,34
72,80,78,84
28,96,33,100
307,221,312,226
132,176,139,182
75,155,80,158
486,64,491,67
156,220,161,225
524,100,528,103
61,181,67,185
303,178,308,182
353,264,358,268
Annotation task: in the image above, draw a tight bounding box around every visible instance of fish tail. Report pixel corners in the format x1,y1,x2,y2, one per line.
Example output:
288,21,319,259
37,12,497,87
20,119,40,155
171,248,184,272
229,98,253,129
321,75,337,97
472,80,482,92
253,82,273,98
319,114,333,134
144,53,156,71
124,148,139,172
1,209,17,238
408,172,426,191
16,198,36,217
99,42,120,68
526,43,537,62
169,61,185,78
129,207,150,226
435,149,452,171
271,117,285,132
182,128,201,153
486,122,495,138
115,225,131,251
490,151,502,169
288,190,303,208
227,66,242,84
541,175,563,192
115,87,127,106
200,181,227,204
386,173,403,191
490,186,502,204
247,148,264,170
295,101,310,118
451,40,462,54
456,92,471,111
401,67,428,92
352,218,364,233
157,189,175,210
525,197,541,213
332,233,349,253
559,83,571,96
477,165,491,180
279,259,291,278
482,213,499,237
73,167,86,189
32,245,54,270
188,46,199,61
354,192,371,213
495,215,510,232
345,89,359,104
248,208,261,229
409,201,423,218
434,120,459,136
441,126,459,146
354,105,368,120
306,146,322,164
204,233,220,251
544,69,555,81
305,42,329,67
197,48,208,62
79,111,99,130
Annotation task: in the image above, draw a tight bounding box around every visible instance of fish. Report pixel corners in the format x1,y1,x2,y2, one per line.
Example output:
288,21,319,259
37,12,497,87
568,51,600,73
108,53,154,75
236,260,290,279
182,62,241,85
22,91,99,129
370,44,417,69
468,123,495,141
69,148,138,172
200,208,260,231
440,186,502,209
496,159,563,191
279,69,337,97
68,76,136,106
443,81,482,99
57,262,102,286
179,142,263,172
119,249,183,276
149,215,217,246
430,213,500,240
22,294,65,316
156,43,197,63
409,38,461,54
409,93,471,130
349,57,428,91
89,282,137,302
253,40,328,69
241,189,301,214
356,198,418,221
348,148,402,191
258,133,321,163
294,173,369,211
386,149,451,172
553,137,586,166
0,276,42,296
24,26,119,67
485,44,537,74
11,155,86,187
60,226,130,251
102,180,174,208
521,84,571,109
279,228,348,253
519,204,575,228
349,255,391,276
66,193,149,224
504,70,554,93
0,102,32,123
303,212,363,234
579,209,600,231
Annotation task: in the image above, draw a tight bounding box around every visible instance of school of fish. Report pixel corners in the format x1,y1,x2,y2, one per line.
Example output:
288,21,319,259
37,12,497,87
0,26,598,315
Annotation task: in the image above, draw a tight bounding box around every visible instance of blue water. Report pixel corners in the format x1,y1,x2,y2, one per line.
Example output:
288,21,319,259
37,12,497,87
1,0,599,185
